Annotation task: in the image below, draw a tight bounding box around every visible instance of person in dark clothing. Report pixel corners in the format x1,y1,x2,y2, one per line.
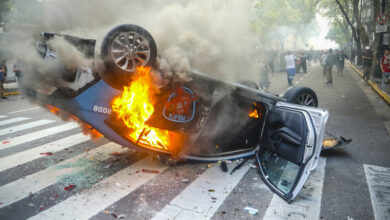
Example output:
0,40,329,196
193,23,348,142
0,60,7,99
350,48,356,64
336,50,348,76
300,51,307,73
325,49,336,85
362,46,373,81
13,60,23,85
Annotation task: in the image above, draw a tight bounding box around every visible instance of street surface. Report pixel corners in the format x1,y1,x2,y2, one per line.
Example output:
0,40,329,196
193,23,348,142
0,64,389,220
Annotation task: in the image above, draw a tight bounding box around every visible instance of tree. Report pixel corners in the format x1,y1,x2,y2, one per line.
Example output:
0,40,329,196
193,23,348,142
0,0,12,23
251,0,318,48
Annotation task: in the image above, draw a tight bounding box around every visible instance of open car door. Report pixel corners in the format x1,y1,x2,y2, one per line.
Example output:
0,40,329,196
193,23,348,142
256,102,328,202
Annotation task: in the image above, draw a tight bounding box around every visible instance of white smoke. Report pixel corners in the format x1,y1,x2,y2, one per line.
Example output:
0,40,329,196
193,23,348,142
4,0,261,84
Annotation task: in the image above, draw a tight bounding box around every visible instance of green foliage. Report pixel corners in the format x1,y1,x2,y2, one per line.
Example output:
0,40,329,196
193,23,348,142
251,0,317,36
317,0,352,46
0,0,12,23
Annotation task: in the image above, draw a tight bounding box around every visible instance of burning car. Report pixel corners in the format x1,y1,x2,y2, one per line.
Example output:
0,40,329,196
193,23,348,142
28,24,329,202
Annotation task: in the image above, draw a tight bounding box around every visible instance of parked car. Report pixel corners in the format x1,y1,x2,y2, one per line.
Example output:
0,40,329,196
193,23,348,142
28,24,329,202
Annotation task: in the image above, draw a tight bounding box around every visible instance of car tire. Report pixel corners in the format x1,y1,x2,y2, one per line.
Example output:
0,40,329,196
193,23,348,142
284,86,318,107
100,24,157,89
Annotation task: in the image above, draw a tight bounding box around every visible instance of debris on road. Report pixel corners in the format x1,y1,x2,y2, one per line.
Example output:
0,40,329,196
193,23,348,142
207,164,213,168
64,184,76,191
40,152,53,156
208,189,215,192
322,133,352,151
244,206,258,215
220,161,228,172
109,152,122,156
248,163,257,169
181,179,189,183
141,169,159,174
2,141,10,144
230,158,250,175
39,205,45,210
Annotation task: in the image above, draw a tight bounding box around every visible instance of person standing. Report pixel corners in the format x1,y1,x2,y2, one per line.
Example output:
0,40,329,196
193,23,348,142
336,50,348,76
13,60,23,85
0,60,7,100
285,51,296,85
325,49,336,85
321,50,327,75
362,46,373,81
380,48,390,92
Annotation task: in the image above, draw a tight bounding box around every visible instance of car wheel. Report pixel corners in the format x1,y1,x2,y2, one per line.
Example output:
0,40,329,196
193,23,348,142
100,24,157,89
284,86,318,107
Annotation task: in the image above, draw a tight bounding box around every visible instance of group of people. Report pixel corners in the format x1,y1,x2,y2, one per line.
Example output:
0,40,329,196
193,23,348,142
282,49,348,86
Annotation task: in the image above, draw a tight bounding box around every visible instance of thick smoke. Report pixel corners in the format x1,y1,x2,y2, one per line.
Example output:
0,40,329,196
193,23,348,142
3,0,261,85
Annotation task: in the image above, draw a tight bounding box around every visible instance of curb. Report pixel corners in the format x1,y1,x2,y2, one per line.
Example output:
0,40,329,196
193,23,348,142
4,91,20,96
348,63,390,106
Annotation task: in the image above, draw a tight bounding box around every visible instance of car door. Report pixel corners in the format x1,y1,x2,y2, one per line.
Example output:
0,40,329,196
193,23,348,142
256,101,328,202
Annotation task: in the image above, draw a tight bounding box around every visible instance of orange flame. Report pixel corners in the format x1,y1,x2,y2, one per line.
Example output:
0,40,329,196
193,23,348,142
111,66,171,151
249,102,260,119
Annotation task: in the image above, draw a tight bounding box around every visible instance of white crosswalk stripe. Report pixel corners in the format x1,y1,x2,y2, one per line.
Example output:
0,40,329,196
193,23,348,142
0,122,79,151
29,156,168,220
0,119,55,136
0,142,128,208
0,115,387,220
0,115,7,119
263,158,326,220
152,162,250,220
0,117,29,126
364,164,390,220
0,133,90,172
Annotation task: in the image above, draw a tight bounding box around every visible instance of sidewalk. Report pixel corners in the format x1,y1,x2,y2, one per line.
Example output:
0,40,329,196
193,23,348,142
348,63,390,106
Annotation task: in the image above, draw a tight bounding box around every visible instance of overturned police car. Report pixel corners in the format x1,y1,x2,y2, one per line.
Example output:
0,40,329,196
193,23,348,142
28,24,329,202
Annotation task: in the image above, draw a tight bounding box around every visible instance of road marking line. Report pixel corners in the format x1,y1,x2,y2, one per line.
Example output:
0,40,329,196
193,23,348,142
8,107,41,114
0,119,55,136
364,164,390,220
152,162,250,220
0,142,128,208
0,115,7,119
0,117,30,126
263,158,326,220
0,133,90,172
29,157,168,220
0,122,79,151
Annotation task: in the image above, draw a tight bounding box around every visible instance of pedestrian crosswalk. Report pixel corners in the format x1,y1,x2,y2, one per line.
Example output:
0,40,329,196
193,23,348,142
0,113,389,220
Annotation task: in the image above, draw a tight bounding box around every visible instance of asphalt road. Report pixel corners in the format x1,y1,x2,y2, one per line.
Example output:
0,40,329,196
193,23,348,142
0,63,389,220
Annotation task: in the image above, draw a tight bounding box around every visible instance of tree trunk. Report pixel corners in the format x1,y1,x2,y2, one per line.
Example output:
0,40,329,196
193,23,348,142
371,0,381,77
353,0,369,47
336,0,362,65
